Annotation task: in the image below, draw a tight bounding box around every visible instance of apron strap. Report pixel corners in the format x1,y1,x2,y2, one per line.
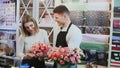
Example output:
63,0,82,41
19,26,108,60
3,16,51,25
66,23,72,33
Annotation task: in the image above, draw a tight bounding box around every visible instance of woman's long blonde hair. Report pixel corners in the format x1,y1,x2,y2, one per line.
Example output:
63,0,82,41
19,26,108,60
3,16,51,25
21,15,39,37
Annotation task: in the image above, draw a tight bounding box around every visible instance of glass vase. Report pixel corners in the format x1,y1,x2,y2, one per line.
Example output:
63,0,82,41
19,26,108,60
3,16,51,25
57,63,77,68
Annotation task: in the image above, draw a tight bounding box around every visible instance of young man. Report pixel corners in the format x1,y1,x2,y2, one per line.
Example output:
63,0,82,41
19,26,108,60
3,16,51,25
53,5,82,68
53,5,82,49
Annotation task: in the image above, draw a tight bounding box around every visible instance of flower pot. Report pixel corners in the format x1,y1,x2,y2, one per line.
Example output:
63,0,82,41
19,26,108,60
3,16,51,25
57,63,77,68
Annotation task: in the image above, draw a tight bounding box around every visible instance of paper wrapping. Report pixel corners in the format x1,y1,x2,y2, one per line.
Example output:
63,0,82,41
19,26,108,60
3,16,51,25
112,47,120,50
114,13,120,17
85,11,110,26
70,11,84,26
82,34,109,43
113,19,120,28
87,0,110,3
111,52,120,61
113,28,120,32
85,27,110,34
114,7,120,12
112,36,120,41
80,42,108,51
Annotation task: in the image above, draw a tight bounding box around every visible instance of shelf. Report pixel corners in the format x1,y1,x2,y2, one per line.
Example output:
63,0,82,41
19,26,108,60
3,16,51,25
20,6,54,9
0,55,21,67
113,17,120,19
0,27,17,31
114,12,120,14
112,42,120,45
113,33,120,36
111,59,120,62
78,26,110,28
0,40,7,44
111,50,120,52
113,31,120,34
1,55,21,60
20,7,33,9
111,61,120,67
112,46,120,50
39,6,55,9
111,64,120,67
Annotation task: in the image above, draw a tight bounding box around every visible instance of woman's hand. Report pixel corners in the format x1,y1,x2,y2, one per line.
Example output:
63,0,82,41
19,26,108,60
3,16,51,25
24,53,34,59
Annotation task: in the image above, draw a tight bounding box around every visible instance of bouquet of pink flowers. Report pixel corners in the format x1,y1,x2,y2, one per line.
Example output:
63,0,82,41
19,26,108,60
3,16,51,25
28,42,51,60
48,47,85,65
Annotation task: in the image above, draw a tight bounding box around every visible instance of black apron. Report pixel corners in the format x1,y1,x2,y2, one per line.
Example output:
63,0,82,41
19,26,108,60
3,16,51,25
56,23,72,47
53,23,72,68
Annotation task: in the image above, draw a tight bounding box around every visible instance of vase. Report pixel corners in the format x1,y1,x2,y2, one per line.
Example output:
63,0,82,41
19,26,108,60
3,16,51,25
22,57,45,68
57,63,77,68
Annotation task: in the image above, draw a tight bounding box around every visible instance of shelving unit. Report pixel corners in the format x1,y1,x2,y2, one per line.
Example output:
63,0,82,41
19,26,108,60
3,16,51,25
0,0,17,67
109,0,120,67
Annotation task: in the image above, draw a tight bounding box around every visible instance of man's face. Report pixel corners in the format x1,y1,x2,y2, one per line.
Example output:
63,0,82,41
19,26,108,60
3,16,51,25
54,13,66,26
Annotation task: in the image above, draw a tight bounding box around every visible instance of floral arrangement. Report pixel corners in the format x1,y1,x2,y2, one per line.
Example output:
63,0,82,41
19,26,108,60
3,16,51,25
28,42,51,60
48,47,85,65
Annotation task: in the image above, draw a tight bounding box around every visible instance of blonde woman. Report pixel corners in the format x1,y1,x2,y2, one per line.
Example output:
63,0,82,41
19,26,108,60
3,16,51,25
16,15,49,68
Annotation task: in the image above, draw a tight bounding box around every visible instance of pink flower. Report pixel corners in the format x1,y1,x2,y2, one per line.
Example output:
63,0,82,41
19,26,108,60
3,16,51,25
64,56,70,62
48,47,85,65
59,48,65,53
60,60,65,65
53,57,57,60
28,42,51,60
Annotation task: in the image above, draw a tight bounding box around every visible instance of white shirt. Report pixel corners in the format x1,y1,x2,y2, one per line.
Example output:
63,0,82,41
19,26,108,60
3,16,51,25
16,29,49,59
53,24,82,49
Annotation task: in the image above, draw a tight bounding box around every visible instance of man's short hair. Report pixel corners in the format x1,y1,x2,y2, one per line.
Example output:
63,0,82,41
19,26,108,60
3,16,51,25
53,5,70,15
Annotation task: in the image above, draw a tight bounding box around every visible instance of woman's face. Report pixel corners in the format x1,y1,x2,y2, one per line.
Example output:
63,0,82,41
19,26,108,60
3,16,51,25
24,21,35,35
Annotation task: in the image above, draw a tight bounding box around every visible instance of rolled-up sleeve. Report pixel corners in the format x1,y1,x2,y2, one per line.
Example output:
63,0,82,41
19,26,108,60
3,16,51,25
67,26,82,49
